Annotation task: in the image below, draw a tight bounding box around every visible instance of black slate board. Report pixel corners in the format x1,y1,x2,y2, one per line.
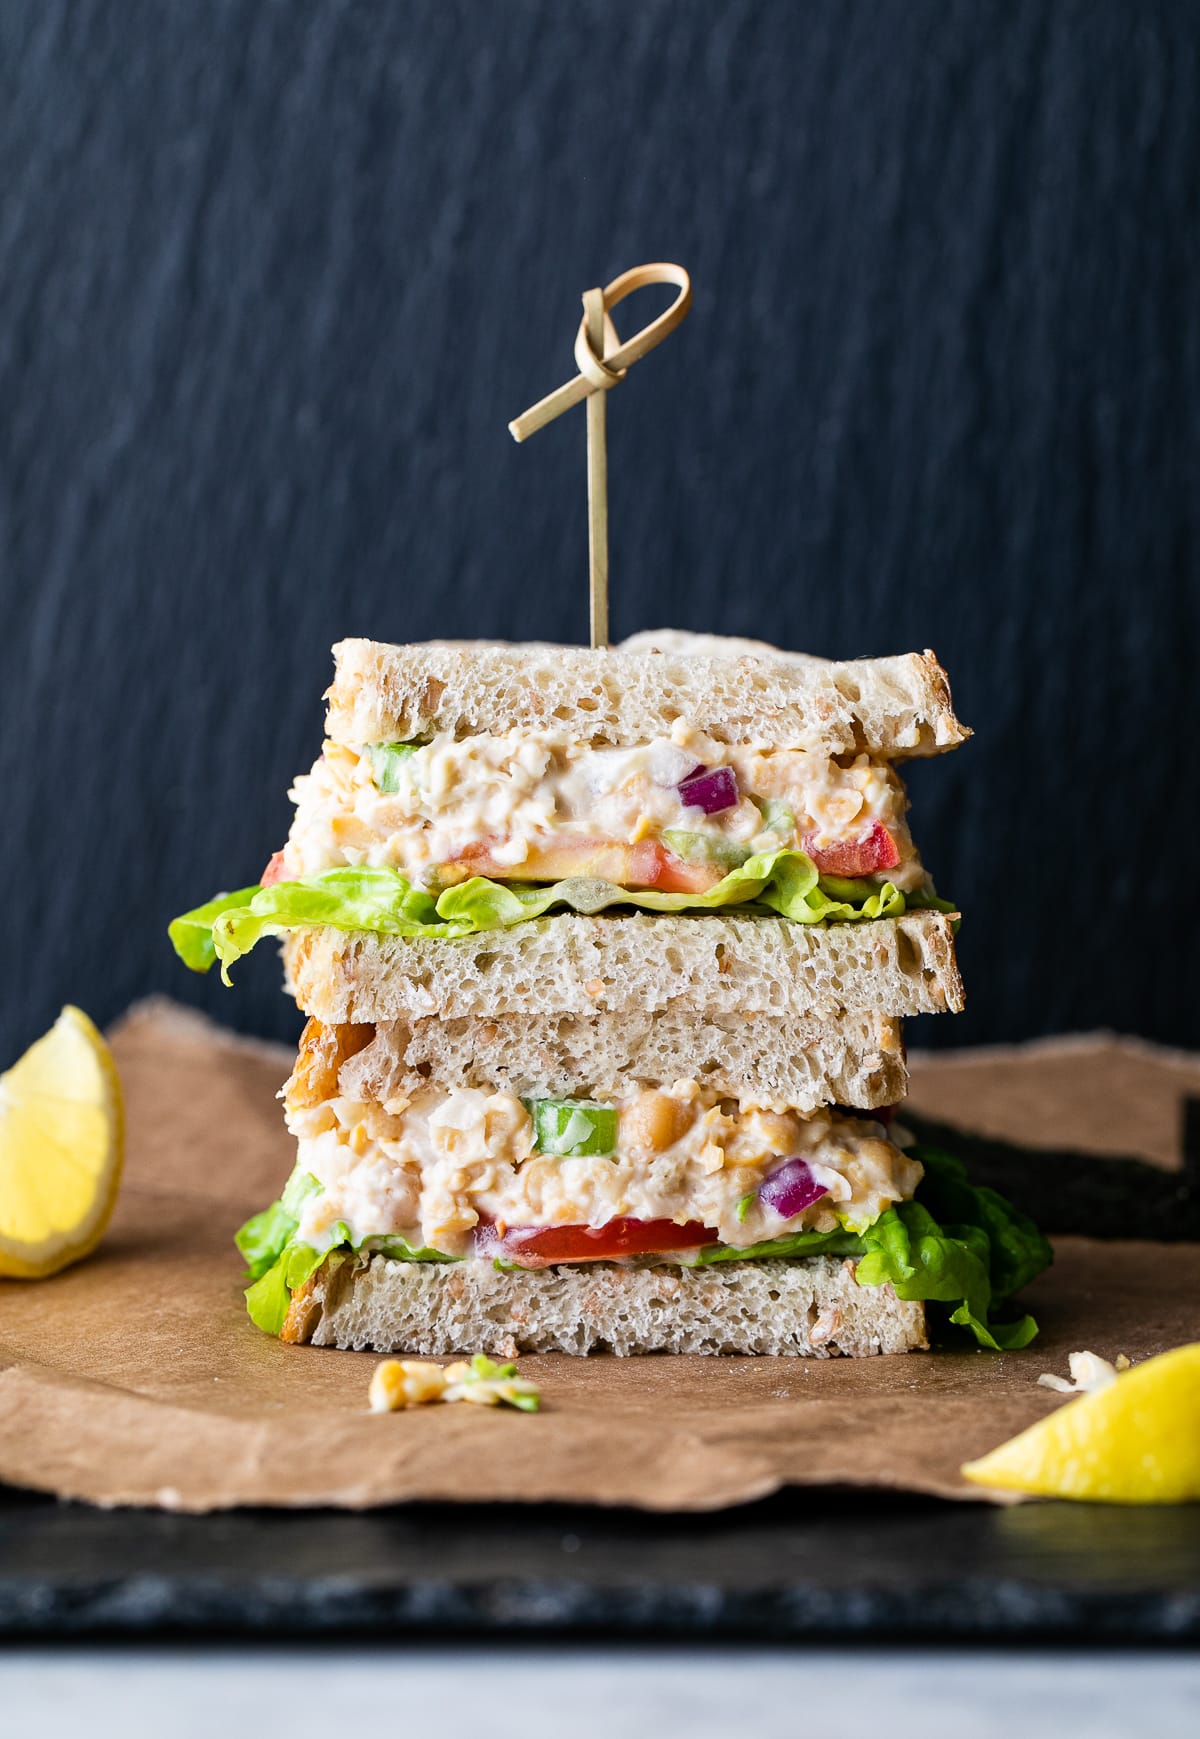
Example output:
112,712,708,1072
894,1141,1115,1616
2,1487,1199,1643
902,1108,1200,1243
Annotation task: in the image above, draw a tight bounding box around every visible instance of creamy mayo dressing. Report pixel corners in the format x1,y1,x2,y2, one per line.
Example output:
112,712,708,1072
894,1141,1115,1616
287,1082,924,1259
283,725,922,890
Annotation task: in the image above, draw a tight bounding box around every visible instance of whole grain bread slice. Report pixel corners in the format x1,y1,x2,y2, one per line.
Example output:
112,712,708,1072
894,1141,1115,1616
283,909,962,1024
284,1252,927,1358
331,1005,907,1111
324,633,968,756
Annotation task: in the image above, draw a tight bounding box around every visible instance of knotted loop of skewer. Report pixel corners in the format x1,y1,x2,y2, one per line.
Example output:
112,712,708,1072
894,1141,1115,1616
508,263,692,443
574,294,624,395
508,263,692,647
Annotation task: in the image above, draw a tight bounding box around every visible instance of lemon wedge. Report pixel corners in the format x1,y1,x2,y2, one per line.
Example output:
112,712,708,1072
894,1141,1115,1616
0,1006,124,1279
962,1344,1200,1503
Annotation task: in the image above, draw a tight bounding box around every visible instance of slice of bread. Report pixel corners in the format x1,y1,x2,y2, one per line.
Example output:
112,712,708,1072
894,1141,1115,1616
336,1006,907,1111
283,909,962,1023
284,1252,928,1358
325,635,968,757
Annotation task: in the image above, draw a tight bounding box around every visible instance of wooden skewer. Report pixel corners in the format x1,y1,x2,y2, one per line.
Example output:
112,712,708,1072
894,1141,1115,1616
582,286,609,650
508,263,692,649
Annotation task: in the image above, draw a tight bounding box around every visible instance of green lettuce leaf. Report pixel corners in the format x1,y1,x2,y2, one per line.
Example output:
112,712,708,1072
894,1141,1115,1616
856,1202,1040,1351
169,886,262,973
243,1219,359,1336
234,1200,298,1281
233,1169,322,1280
375,1235,461,1263
234,1171,353,1334
244,1239,336,1336
171,853,915,981
905,1143,1053,1300
694,1226,865,1263
243,1256,294,1336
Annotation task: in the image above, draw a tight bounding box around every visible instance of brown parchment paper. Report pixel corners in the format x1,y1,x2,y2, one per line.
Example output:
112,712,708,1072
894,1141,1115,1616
1,1000,1197,1514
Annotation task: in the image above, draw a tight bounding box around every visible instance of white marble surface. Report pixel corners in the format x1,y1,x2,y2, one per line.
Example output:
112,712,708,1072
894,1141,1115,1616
2,1648,1198,1736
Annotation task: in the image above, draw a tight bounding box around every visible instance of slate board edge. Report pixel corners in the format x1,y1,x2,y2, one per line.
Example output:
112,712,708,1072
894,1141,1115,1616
3,1490,1200,1644
2,1571,1198,1643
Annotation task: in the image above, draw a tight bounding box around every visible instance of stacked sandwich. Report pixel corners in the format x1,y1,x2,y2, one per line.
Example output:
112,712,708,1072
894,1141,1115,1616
172,632,1051,1357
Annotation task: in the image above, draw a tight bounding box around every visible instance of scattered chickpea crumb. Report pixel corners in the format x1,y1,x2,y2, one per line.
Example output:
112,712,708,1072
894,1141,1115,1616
1037,1350,1132,1396
368,1354,541,1414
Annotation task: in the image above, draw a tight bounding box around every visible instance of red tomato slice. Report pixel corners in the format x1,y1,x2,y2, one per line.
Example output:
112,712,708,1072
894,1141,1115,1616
261,849,289,886
446,836,720,894
627,838,718,893
475,1217,713,1267
804,822,900,878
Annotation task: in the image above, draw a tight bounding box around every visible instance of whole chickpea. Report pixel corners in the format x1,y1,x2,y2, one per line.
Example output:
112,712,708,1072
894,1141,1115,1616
621,1091,692,1153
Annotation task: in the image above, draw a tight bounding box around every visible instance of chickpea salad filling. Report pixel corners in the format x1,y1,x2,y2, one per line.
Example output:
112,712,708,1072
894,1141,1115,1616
277,728,928,895
283,1083,922,1260
170,728,956,981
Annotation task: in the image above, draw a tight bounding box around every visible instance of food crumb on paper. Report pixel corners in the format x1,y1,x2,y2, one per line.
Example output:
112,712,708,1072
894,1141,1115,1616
368,1354,540,1414
1037,1350,1132,1396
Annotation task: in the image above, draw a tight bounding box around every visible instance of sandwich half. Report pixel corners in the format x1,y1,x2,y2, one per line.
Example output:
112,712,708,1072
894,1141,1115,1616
170,635,964,982
258,1007,928,1357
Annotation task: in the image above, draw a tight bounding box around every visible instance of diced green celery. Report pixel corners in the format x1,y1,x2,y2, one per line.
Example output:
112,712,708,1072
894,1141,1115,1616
753,797,796,837
662,830,752,869
530,1098,619,1158
365,741,420,794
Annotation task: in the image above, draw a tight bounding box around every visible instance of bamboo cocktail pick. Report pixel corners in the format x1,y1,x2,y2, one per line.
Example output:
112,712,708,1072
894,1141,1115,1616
508,263,692,648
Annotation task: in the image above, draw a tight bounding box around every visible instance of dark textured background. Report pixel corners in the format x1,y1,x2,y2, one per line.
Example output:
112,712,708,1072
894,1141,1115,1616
3,0,1198,1063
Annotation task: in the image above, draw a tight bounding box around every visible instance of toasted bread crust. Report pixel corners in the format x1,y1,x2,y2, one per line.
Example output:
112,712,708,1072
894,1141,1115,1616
286,1018,375,1110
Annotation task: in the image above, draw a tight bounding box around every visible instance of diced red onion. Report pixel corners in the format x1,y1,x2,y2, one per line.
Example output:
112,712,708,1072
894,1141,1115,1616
758,1158,829,1219
676,763,739,814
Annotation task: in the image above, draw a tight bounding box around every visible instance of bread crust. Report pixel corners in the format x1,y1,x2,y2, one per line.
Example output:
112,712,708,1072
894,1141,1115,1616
325,636,969,757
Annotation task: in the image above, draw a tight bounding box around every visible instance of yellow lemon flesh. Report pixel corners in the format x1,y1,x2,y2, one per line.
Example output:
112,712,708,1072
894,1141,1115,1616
962,1345,1200,1503
0,1006,124,1279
